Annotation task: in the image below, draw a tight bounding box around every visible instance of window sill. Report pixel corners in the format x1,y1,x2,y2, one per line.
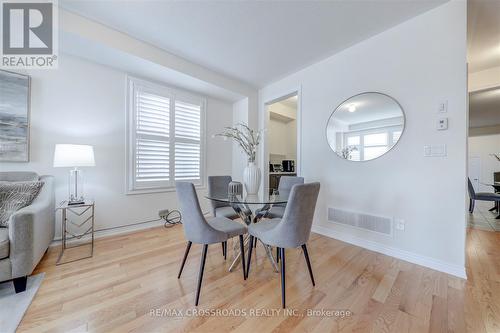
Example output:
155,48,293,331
126,185,206,195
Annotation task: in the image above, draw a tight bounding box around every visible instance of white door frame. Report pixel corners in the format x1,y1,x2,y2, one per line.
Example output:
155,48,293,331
260,86,302,192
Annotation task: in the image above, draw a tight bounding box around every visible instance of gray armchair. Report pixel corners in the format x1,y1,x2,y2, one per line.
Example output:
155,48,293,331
0,172,55,292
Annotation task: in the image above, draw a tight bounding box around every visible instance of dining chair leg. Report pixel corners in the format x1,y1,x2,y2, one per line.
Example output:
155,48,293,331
221,242,227,259
178,241,192,279
239,235,246,280
246,235,254,279
279,247,286,308
471,199,475,213
276,247,280,263
469,199,473,213
301,244,315,286
195,244,208,306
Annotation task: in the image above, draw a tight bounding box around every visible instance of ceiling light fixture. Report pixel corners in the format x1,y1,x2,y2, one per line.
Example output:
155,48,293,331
348,104,356,112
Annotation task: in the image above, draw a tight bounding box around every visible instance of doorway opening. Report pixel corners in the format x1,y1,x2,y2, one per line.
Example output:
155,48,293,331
265,93,299,195
467,0,500,231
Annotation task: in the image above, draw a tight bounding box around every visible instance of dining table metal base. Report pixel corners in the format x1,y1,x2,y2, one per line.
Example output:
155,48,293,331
228,235,279,273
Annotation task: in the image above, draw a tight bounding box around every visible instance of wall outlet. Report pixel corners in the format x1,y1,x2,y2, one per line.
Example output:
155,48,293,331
395,219,405,231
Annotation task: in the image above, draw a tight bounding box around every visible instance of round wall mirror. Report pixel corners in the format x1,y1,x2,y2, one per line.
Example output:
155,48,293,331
326,92,405,161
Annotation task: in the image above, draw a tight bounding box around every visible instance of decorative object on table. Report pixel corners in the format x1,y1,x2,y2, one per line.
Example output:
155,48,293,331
228,181,243,196
326,92,405,161
243,162,261,195
0,273,45,333
53,144,95,205
216,123,263,195
0,70,31,162
56,200,95,265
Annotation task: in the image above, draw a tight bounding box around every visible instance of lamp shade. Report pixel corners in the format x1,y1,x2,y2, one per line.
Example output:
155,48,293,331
53,144,95,167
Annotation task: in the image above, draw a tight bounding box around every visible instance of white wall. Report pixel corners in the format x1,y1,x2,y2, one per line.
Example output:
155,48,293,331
259,1,467,277
0,54,233,237
469,134,500,192
267,102,297,161
268,119,297,161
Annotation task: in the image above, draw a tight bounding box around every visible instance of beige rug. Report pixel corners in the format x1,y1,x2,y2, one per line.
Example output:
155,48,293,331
0,274,44,333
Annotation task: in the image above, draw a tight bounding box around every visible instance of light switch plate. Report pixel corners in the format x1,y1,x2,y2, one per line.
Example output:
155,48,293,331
424,144,447,157
438,101,448,113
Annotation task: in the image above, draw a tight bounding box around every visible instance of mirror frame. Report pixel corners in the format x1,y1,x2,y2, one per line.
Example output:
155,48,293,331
326,92,406,162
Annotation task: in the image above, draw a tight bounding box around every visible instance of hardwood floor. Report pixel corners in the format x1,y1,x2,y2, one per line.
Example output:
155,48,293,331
17,225,499,332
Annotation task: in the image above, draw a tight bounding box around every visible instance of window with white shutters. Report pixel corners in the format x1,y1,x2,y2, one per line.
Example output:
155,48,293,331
127,77,205,193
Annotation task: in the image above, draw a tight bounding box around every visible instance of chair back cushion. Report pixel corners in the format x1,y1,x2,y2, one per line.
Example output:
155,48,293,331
175,182,226,244
268,182,320,248
207,176,232,213
276,176,304,207
0,181,44,227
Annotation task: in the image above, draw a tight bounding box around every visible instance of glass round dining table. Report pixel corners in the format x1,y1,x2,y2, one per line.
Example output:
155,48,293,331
205,190,287,273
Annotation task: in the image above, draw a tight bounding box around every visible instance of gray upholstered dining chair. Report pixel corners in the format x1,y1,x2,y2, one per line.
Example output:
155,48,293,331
208,175,240,259
208,176,239,219
246,182,320,308
175,182,247,306
468,178,500,218
266,176,304,219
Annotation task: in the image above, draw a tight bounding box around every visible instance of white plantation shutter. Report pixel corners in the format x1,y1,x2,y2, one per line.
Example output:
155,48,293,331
175,100,202,183
134,88,171,188
128,78,205,192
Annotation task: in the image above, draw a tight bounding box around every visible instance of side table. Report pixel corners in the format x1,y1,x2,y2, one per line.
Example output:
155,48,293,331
56,200,95,265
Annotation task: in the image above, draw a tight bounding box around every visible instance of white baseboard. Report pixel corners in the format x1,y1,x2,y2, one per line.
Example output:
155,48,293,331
312,224,467,279
50,219,165,247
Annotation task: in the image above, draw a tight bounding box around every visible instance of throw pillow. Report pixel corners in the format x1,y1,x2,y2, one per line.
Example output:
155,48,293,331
0,181,44,227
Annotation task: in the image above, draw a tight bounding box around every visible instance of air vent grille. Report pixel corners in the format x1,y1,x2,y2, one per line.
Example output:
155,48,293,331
328,207,393,236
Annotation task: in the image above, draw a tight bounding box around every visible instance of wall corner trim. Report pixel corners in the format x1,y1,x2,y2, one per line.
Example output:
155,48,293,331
312,224,467,279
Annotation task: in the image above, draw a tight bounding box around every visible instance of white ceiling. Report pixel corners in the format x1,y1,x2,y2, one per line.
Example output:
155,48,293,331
60,0,446,87
60,31,245,102
468,0,500,73
279,95,297,109
469,88,500,128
